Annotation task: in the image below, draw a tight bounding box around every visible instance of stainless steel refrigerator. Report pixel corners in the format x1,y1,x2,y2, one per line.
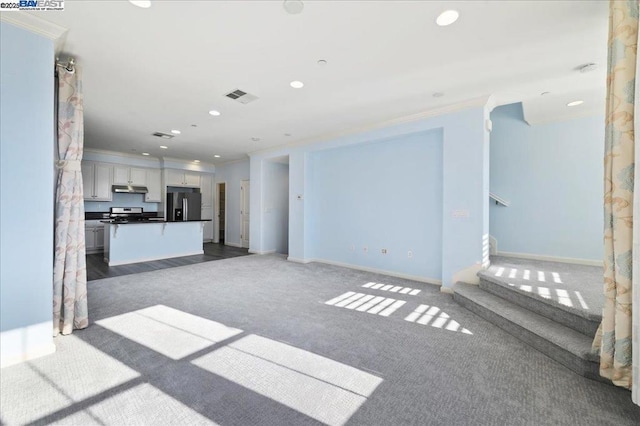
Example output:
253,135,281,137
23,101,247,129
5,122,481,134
166,192,202,221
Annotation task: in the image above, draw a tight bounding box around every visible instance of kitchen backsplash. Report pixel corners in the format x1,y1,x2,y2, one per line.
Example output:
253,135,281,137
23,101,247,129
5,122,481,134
84,193,159,212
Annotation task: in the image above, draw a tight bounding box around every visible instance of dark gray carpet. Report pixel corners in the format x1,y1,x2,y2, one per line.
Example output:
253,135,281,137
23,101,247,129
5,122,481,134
1,255,638,425
485,256,603,319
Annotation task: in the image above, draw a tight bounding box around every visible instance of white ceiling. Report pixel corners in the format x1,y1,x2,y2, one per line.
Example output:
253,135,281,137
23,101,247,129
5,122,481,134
29,0,607,164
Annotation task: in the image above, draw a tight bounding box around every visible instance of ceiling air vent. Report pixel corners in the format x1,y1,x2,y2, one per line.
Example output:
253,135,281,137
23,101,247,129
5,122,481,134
152,132,174,139
225,88,259,104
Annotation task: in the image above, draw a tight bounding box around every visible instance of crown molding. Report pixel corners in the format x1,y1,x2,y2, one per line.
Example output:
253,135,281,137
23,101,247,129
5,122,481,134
84,148,161,163
248,95,491,158
1,11,68,52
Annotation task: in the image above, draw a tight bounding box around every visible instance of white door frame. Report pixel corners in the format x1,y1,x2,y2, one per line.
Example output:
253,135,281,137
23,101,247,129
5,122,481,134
214,181,227,244
240,179,250,248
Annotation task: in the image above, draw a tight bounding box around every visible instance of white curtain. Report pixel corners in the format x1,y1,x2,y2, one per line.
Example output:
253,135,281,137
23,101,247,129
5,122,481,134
53,67,88,336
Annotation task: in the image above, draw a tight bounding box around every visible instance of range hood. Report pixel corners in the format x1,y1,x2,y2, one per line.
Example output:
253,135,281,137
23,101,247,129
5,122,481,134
112,185,148,194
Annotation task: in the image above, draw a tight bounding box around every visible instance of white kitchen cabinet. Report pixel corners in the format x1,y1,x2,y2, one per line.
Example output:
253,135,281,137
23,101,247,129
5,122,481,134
114,166,147,185
167,169,201,187
201,207,214,241
85,220,105,253
82,162,112,201
200,174,213,207
145,169,162,202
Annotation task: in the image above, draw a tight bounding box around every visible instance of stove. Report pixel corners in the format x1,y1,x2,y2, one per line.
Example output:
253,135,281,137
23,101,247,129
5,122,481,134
109,207,148,223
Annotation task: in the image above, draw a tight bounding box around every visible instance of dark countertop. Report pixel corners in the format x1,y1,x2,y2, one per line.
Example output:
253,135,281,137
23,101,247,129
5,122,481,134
100,219,212,224
87,211,162,220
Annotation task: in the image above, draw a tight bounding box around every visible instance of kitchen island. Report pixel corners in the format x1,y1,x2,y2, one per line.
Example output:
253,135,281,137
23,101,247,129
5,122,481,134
102,220,211,266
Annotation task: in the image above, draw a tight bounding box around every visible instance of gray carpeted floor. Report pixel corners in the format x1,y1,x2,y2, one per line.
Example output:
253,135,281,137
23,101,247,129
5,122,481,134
1,255,638,425
485,256,603,318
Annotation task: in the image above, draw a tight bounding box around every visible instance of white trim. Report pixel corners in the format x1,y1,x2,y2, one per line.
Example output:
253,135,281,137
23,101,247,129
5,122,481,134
248,96,490,157
305,258,441,285
440,287,455,294
287,256,312,264
497,251,601,267
249,249,276,255
225,241,242,248
106,251,204,266
84,148,162,167
1,11,67,41
240,179,250,249
215,157,250,167
1,321,56,368
489,192,510,207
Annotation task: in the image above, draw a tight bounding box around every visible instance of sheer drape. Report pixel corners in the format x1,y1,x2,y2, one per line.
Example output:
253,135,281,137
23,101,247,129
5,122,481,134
593,0,637,394
53,67,88,336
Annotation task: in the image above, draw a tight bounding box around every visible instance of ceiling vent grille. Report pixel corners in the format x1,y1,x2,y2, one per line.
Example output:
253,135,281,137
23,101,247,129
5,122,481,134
152,132,174,139
225,88,259,104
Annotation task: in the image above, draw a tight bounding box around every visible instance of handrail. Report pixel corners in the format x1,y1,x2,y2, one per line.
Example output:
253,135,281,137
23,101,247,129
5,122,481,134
489,192,510,207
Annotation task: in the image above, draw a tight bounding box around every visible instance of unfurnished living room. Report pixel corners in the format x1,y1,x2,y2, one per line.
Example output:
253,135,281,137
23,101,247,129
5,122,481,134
1,1,640,425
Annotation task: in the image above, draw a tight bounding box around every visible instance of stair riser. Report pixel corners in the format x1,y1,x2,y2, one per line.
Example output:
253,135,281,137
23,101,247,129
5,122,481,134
479,278,599,337
453,292,608,384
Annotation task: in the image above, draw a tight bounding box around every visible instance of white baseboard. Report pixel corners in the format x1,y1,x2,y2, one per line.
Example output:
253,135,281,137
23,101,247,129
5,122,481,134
302,257,441,285
107,251,204,266
1,321,56,368
497,251,601,267
287,256,312,264
225,242,242,248
440,286,455,294
249,249,276,255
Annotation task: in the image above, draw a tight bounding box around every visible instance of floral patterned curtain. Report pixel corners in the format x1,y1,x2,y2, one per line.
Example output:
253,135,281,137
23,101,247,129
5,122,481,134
593,0,637,394
53,67,88,336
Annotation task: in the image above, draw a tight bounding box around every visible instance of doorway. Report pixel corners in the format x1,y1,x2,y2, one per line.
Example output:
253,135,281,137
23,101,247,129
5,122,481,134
215,182,226,245
241,180,250,248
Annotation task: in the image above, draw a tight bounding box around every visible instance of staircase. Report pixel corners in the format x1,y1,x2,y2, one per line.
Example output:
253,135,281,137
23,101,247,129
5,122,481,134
453,256,606,383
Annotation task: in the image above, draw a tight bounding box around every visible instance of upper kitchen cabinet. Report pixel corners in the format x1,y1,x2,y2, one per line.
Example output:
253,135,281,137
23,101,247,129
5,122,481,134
200,174,213,208
82,161,112,201
113,166,147,186
145,169,162,202
166,169,200,187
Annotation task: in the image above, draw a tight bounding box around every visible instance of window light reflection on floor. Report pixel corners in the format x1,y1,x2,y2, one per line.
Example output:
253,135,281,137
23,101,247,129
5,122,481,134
96,305,243,360
362,282,420,295
327,292,406,317
192,335,383,426
404,305,472,335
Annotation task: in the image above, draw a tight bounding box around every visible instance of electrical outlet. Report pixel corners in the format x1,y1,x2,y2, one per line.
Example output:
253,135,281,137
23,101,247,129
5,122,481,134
381,248,388,254
363,246,368,253
407,250,413,259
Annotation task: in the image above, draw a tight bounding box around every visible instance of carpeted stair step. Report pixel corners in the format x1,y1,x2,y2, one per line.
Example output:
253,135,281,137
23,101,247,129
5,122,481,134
477,271,600,338
453,282,607,384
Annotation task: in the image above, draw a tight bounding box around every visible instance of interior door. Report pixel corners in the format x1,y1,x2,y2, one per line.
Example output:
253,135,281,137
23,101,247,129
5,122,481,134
240,180,250,248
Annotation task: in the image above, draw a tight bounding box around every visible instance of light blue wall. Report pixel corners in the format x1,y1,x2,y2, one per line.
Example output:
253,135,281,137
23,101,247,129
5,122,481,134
250,105,489,287
84,193,159,212
262,161,289,254
215,160,250,247
309,131,443,279
0,23,55,360
489,103,604,261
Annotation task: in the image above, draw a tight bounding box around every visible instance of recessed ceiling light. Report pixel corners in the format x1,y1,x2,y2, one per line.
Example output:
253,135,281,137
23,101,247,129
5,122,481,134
284,133,292,137
191,124,198,127
209,110,221,116
540,91,551,96
160,145,168,149
290,81,304,89
283,0,304,14
193,160,200,163
317,59,327,67
432,92,444,98
214,155,221,158
252,137,261,142
142,152,150,156
567,100,584,107
129,1,151,8
171,129,181,134
436,10,459,26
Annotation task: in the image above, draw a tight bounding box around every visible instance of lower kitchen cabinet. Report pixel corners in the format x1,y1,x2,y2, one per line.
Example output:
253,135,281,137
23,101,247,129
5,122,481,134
85,220,105,253
201,207,213,241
